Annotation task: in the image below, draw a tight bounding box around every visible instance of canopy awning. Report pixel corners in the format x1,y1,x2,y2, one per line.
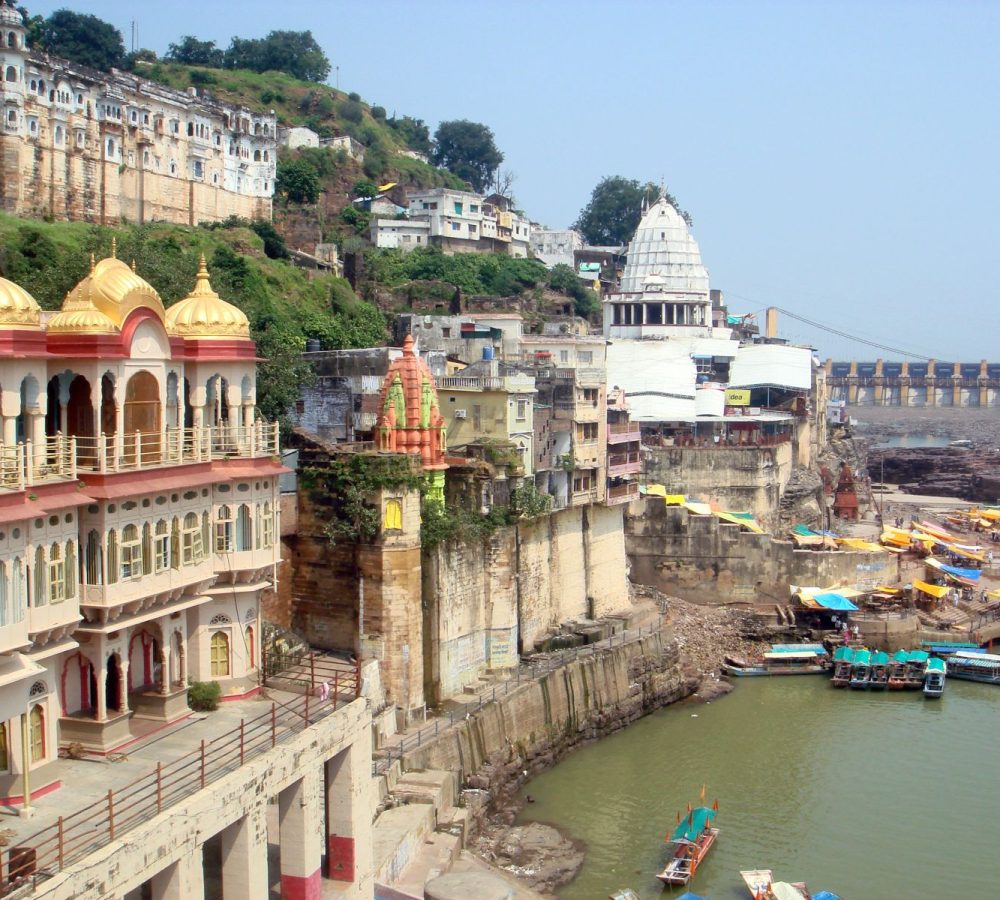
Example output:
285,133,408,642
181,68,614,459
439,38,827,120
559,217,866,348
811,592,859,611
914,580,951,599
668,806,716,844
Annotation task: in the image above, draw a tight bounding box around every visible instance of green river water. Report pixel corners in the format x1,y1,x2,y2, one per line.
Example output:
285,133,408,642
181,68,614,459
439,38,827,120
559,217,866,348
516,676,1000,900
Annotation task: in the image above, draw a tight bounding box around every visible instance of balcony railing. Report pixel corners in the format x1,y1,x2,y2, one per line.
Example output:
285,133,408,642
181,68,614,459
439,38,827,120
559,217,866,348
607,452,641,476
0,423,279,488
606,482,639,504
607,422,641,443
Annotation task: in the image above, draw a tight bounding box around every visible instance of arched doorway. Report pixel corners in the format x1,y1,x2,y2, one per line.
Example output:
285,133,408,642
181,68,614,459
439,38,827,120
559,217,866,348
106,653,122,713
124,371,160,463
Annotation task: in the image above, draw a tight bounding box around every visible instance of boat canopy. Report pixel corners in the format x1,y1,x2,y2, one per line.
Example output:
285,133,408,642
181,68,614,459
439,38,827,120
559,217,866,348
925,658,947,673
668,806,716,844
852,650,872,666
950,653,1000,668
907,650,929,664
921,641,980,650
833,647,855,663
813,893,843,900
676,894,712,900
927,559,981,581
871,651,890,665
891,650,910,663
810,592,859,611
771,884,808,900
763,651,822,661
771,643,825,653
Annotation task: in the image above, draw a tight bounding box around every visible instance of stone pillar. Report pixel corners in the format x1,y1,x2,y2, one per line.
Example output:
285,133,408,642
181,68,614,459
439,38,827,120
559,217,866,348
96,659,107,722
2,416,14,446
119,659,130,713
325,743,372,893
150,848,204,900
278,768,323,899
160,645,170,696
30,413,45,469
221,803,269,899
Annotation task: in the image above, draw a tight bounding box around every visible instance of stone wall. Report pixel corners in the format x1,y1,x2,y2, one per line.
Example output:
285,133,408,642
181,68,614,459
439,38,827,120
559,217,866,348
643,442,794,531
397,628,696,839
626,498,898,605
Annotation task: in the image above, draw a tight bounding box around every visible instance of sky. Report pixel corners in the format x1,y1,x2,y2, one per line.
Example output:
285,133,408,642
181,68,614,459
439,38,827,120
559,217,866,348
27,0,1000,360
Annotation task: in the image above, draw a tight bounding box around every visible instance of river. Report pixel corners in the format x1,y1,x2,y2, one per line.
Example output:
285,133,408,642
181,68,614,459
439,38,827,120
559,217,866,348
516,676,1000,899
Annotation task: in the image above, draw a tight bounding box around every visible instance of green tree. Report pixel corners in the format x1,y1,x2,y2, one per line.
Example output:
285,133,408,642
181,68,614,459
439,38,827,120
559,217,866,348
275,158,320,204
34,9,125,71
166,35,225,67
548,263,601,319
431,120,503,193
573,176,691,246
388,115,432,155
224,30,330,82
351,179,378,199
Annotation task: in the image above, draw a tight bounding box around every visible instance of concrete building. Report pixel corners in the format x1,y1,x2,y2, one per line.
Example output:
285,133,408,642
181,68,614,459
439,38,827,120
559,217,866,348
606,388,641,506
321,134,365,161
277,125,319,149
0,9,275,225
530,227,583,269
369,217,430,251
394,312,524,363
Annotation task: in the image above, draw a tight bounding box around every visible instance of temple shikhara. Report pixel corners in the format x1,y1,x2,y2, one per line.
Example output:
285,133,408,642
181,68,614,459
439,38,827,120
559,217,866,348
0,246,282,799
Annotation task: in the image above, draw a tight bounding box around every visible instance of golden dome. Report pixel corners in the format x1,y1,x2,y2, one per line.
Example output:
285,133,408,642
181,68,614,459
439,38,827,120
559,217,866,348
166,256,251,340
0,277,42,330
47,307,119,335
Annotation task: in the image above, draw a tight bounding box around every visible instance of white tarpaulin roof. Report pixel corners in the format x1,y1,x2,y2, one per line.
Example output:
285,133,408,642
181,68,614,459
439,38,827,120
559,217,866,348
729,344,812,391
607,340,697,421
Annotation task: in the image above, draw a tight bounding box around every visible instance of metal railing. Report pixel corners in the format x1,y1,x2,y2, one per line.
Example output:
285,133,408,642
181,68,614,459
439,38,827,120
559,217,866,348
372,621,662,776
607,482,639,500
607,422,641,437
3,679,358,895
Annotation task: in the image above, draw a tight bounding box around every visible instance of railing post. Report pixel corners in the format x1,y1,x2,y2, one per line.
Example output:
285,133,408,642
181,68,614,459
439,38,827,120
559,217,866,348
271,702,276,747
69,435,77,478
239,719,245,766
108,789,115,841
23,440,33,485
98,432,107,473
57,815,64,869
333,670,340,710
310,652,315,688
200,740,206,789
156,761,162,813
135,430,142,469
304,692,310,726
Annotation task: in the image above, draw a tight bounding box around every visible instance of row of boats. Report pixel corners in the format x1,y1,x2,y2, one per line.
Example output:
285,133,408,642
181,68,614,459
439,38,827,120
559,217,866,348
830,646,945,695
651,794,840,899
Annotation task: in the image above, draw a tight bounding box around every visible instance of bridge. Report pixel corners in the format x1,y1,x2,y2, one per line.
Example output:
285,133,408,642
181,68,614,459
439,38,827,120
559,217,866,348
825,359,1000,407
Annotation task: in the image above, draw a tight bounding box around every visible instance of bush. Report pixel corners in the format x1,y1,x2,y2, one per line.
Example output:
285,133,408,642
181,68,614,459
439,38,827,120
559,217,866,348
348,91,361,102
188,69,215,86
250,219,290,259
340,99,364,123
188,680,222,711
371,105,386,120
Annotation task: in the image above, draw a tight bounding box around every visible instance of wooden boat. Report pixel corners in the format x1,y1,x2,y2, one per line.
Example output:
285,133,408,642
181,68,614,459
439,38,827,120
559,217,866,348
740,869,811,899
923,657,946,697
656,801,719,885
904,649,929,688
849,649,872,689
945,650,1000,684
887,650,910,689
830,646,854,687
723,645,828,677
869,650,890,689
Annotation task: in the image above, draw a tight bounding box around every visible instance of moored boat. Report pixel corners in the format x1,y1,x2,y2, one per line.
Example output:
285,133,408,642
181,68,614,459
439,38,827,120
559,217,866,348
904,650,929,688
656,801,719,885
887,650,909,689
945,650,1000,684
923,657,946,697
849,649,872,688
723,645,828,677
739,869,812,899
869,650,890,689
830,646,854,687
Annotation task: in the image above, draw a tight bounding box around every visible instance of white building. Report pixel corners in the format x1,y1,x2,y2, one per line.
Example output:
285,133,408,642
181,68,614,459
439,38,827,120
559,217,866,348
278,126,319,149
370,217,430,251
530,227,583,269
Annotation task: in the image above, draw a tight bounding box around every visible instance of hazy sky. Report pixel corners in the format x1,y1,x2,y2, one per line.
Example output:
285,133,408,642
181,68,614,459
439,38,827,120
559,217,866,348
28,0,1000,360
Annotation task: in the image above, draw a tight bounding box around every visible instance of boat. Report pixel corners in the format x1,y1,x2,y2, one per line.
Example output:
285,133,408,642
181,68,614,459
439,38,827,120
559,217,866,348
830,646,854,687
869,650,890,689
887,650,910,689
904,649,929,688
656,802,719,885
923,657,946,697
945,650,1000,684
740,869,811,899
722,645,829,677
919,641,984,657
849,648,872,688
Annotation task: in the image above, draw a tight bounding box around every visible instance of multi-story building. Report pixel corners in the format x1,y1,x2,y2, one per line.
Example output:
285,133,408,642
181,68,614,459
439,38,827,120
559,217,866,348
605,388,641,505
530,226,583,269
0,6,275,225
521,335,607,508
0,248,282,801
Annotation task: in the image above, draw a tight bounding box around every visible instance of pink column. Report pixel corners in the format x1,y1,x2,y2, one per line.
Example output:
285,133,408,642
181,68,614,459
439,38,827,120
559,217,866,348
278,768,322,899
324,742,372,891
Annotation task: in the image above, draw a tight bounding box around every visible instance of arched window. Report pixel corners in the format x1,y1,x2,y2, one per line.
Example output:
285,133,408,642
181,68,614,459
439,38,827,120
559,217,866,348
85,529,102,585
235,504,251,551
383,499,403,531
106,138,115,157
201,512,210,558
154,519,169,572
5,66,17,83
142,523,153,576
253,149,260,161
6,32,15,48
263,150,269,162
170,517,180,570
11,558,24,622
48,543,64,603
65,541,76,598
210,631,230,677
215,505,233,552
182,512,201,564
54,125,63,145
121,524,141,580
33,545,46,607
0,561,8,626
106,529,118,585
29,704,44,763
245,625,255,670
262,501,274,548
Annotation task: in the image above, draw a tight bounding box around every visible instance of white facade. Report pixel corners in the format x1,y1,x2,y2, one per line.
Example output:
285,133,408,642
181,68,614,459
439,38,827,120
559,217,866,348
370,218,430,251
279,126,319,149
530,227,583,269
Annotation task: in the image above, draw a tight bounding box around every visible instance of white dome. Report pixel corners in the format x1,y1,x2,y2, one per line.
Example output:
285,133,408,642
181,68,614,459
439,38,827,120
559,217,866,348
620,198,710,296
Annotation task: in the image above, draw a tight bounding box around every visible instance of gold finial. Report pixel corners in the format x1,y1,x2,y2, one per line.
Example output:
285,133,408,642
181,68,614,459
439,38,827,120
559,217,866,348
198,253,209,277
89,253,95,274
190,253,217,297
110,237,117,258
131,258,137,272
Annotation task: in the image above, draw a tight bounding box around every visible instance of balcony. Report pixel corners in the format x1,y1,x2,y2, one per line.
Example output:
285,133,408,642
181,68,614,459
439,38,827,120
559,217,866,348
605,482,639,505
0,424,278,490
607,422,641,444
84,556,216,609
607,451,641,477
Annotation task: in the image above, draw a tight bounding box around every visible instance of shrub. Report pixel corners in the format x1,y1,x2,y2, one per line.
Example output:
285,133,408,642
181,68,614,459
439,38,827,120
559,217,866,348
371,105,386,120
188,680,222,711
189,69,215,86
340,99,364,123
348,91,361,102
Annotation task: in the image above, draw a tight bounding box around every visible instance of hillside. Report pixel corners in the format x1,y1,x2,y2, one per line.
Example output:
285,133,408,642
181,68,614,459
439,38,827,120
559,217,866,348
0,214,385,425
